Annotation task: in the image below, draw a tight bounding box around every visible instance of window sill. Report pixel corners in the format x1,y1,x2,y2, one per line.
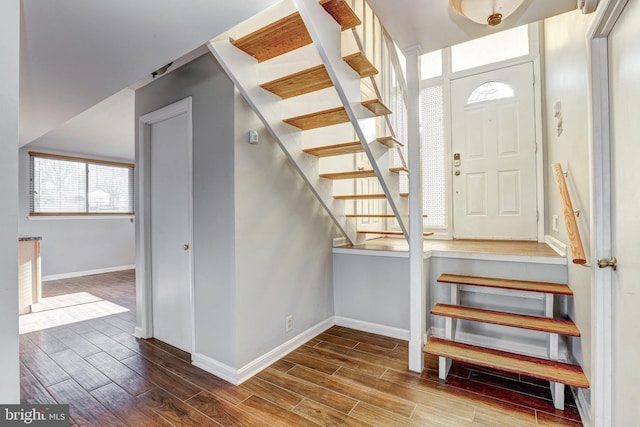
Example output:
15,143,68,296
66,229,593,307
28,214,135,221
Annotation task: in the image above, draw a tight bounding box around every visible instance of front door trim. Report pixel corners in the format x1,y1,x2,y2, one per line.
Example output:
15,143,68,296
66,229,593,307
135,97,194,357
587,0,628,425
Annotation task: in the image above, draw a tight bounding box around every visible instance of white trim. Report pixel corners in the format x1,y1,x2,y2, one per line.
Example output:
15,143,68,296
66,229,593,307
235,317,334,384
574,387,593,427
333,246,566,265
192,317,334,386
544,235,568,257
136,97,195,354
43,265,134,282
587,1,627,425
334,316,410,341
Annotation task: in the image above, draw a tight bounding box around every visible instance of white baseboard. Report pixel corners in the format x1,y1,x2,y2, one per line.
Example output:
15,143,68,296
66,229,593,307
192,353,239,385
192,317,334,386
334,316,410,341
133,326,150,339
43,265,135,282
545,235,568,257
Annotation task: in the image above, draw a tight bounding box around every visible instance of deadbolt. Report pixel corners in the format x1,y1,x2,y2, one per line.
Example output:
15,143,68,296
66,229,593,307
453,153,461,167
183,244,190,251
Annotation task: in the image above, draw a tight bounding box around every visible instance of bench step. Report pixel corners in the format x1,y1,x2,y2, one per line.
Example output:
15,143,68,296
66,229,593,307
423,337,589,388
438,273,573,295
431,303,581,336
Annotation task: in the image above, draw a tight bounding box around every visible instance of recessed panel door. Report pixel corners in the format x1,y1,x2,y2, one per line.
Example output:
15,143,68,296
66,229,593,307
451,63,537,240
150,111,192,353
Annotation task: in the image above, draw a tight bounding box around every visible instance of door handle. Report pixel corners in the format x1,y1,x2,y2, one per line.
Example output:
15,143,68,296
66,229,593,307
183,244,190,251
454,170,461,176
597,256,617,270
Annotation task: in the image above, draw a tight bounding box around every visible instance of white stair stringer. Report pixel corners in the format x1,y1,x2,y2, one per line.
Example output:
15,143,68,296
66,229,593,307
207,39,364,246
294,0,409,239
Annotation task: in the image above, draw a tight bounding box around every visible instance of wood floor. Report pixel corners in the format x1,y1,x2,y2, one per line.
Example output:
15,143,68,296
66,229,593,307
20,270,582,426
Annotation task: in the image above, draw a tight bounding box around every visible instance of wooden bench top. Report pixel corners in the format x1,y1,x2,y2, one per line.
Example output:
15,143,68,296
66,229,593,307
423,337,589,388
438,274,573,295
431,303,580,336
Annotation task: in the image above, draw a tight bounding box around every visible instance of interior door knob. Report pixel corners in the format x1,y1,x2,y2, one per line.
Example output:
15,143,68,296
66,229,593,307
183,244,190,251
454,170,461,176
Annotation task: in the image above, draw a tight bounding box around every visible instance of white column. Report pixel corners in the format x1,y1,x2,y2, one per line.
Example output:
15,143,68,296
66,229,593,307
406,44,425,373
0,0,21,404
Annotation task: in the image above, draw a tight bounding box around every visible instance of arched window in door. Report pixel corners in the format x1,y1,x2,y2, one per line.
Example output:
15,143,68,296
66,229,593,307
466,81,515,105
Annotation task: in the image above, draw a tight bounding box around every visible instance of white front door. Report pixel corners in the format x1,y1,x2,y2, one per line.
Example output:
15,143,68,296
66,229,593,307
451,63,537,240
149,106,193,354
607,1,640,422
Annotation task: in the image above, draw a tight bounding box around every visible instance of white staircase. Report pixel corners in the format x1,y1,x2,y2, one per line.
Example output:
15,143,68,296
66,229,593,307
207,0,413,245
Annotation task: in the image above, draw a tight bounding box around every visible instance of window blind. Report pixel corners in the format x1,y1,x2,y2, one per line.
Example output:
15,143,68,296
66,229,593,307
29,152,134,215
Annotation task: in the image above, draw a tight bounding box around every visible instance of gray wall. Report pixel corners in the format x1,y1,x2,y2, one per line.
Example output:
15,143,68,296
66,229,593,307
234,92,336,366
17,148,135,278
543,9,595,376
0,0,20,403
136,52,338,369
136,53,238,367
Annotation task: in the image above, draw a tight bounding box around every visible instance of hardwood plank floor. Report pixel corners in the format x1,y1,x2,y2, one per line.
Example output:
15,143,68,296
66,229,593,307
20,270,582,426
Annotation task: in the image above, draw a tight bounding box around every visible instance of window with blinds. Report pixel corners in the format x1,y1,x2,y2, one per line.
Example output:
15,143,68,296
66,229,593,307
29,152,134,216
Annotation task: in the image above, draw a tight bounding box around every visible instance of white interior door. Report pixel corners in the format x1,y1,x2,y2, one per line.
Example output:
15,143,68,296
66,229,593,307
608,1,640,422
150,110,193,354
451,63,537,240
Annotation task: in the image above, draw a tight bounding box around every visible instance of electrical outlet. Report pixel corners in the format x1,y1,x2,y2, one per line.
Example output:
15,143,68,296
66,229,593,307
285,315,293,332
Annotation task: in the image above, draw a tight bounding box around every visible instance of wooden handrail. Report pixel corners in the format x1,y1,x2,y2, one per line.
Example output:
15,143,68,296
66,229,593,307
552,163,587,265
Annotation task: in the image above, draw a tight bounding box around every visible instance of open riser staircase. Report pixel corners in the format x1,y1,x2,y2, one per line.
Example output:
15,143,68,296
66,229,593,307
424,273,589,411
208,0,424,245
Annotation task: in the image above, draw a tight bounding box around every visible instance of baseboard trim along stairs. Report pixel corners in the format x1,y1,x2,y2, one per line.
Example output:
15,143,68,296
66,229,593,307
424,273,589,410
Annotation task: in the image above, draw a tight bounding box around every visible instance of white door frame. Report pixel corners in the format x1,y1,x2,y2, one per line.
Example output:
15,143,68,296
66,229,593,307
134,97,195,356
587,0,627,425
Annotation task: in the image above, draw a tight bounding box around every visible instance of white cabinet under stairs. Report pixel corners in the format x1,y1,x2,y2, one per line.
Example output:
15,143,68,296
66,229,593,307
424,273,589,411
208,0,417,245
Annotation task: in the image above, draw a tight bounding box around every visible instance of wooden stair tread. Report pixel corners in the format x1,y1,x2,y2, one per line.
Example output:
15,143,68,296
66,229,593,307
284,99,391,130
320,170,376,179
284,107,349,130
261,65,332,99
303,141,363,157
261,52,378,99
334,193,408,200
361,99,392,116
431,304,581,336
320,0,361,30
343,52,379,78
423,337,589,388
377,136,404,148
231,12,312,62
390,167,408,174
438,274,574,295
357,230,434,236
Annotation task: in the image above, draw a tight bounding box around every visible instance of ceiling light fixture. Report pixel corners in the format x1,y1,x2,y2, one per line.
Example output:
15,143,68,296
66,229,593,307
450,0,525,26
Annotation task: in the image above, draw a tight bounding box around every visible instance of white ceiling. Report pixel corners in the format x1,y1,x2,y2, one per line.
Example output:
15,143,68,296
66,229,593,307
19,0,281,147
367,0,578,52
19,0,584,158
